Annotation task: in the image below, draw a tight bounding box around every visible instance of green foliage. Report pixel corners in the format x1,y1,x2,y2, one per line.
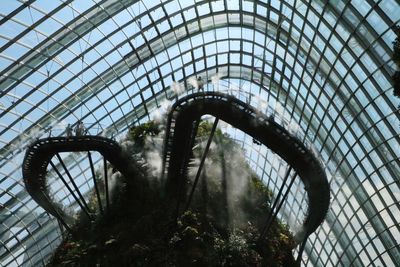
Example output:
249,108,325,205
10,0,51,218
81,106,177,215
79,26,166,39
196,120,222,137
393,71,400,98
48,120,296,267
168,211,264,267
196,120,235,147
128,121,160,146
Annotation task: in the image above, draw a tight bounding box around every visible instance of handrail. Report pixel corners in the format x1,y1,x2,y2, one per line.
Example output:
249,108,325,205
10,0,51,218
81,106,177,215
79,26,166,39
161,92,330,244
22,136,139,230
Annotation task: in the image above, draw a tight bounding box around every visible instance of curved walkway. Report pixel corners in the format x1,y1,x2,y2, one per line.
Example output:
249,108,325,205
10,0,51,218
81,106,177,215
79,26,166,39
22,92,330,243
162,92,330,240
22,136,137,226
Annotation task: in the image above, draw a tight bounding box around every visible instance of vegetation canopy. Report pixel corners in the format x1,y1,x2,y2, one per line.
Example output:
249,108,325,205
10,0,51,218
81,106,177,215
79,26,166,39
48,120,296,267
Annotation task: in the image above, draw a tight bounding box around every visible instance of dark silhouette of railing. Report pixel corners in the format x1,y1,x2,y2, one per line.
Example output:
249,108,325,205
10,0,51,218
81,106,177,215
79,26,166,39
22,136,139,231
161,92,330,263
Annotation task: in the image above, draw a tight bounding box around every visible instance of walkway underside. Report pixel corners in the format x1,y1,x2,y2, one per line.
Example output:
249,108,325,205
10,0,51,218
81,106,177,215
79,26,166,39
163,92,330,241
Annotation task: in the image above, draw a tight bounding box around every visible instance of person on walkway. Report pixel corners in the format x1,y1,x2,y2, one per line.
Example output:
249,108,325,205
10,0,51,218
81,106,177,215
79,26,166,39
197,76,204,90
66,124,73,137
75,121,85,136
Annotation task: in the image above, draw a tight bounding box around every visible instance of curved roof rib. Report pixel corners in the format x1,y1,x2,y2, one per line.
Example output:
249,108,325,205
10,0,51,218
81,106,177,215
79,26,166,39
0,1,399,266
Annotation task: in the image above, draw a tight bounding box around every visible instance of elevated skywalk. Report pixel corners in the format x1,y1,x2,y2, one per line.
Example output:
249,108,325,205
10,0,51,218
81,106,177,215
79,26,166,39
22,92,330,265
22,136,139,229
162,92,330,245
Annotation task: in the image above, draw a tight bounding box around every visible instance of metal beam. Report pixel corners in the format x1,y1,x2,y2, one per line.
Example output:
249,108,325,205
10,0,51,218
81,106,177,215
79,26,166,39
55,153,92,215
49,160,91,221
185,117,219,211
88,151,103,215
258,166,293,242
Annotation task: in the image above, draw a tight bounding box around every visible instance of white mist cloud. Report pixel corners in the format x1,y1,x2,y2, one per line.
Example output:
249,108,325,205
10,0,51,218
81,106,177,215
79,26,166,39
161,99,172,112
211,73,223,90
151,109,163,124
150,99,172,124
287,120,300,136
101,127,110,137
188,76,199,90
171,81,184,95
52,120,68,129
188,135,253,228
108,171,122,202
309,143,326,168
120,140,135,154
274,101,285,121
143,135,164,178
255,95,268,112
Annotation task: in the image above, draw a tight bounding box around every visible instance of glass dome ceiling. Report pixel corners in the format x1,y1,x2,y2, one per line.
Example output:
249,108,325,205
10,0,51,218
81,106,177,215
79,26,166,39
0,0,399,266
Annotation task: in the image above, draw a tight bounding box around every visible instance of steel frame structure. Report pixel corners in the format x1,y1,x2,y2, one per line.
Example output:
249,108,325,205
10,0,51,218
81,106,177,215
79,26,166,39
0,0,399,266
